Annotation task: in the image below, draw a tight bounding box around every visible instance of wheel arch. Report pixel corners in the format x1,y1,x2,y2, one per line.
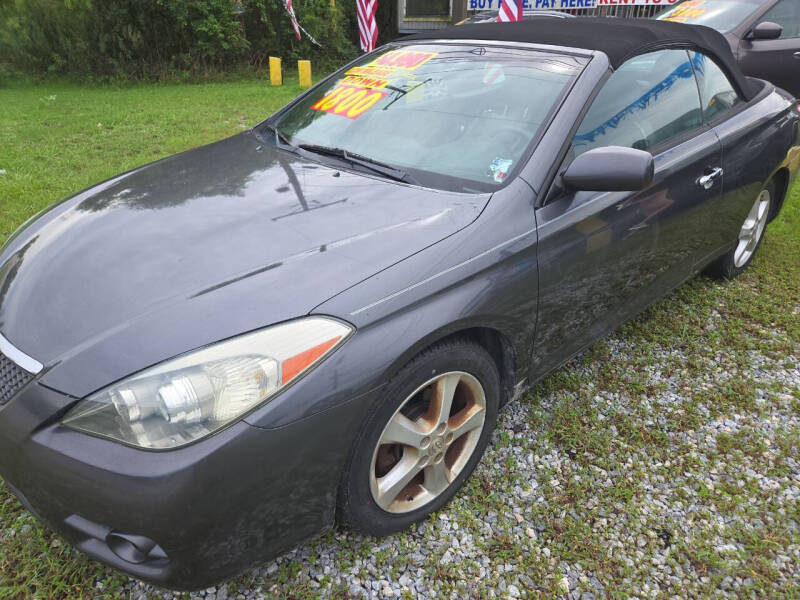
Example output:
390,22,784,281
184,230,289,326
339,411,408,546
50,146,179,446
768,167,791,223
382,323,521,408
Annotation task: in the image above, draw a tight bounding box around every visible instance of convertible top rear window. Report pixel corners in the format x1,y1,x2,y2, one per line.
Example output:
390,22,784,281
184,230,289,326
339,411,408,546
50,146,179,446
273,44,587,192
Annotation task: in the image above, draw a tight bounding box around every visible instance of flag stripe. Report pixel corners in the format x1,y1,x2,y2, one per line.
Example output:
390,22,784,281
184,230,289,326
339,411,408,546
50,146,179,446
496,0,522,22
285,0,302,40
357,0,378,52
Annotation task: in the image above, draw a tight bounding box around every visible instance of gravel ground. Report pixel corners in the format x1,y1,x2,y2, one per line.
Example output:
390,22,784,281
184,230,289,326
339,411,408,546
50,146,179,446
92,281,799,600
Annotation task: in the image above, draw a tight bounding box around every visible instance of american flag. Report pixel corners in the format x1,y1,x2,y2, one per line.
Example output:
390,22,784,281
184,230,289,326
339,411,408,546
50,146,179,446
357,0,378,53
285,0,302,40
496,0,522,22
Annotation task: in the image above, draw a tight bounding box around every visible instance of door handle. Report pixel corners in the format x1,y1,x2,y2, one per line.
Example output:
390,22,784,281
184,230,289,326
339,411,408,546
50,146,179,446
794,51,800,59
697,167,723,190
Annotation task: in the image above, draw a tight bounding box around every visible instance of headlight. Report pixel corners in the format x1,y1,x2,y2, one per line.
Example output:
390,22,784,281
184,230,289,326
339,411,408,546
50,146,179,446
62,317,352,449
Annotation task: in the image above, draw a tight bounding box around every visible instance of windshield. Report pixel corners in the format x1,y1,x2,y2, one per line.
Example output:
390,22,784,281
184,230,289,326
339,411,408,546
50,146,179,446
657,0,761,33
272,43,587,192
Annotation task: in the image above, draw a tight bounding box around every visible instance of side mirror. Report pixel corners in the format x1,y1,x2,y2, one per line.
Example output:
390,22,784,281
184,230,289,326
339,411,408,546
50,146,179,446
749,21,783,40
562,146,654,192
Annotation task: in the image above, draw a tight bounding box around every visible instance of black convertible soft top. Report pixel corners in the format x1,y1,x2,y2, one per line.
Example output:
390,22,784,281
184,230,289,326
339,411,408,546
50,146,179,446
405,18,758,101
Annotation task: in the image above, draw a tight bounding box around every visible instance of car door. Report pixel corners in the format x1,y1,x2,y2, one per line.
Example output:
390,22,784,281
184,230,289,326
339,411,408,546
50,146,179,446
689,50,779,252
738,0,800,96
532,50,724,375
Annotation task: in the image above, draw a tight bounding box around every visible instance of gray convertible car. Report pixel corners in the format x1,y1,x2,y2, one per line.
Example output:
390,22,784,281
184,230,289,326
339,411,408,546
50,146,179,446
0,18,798,589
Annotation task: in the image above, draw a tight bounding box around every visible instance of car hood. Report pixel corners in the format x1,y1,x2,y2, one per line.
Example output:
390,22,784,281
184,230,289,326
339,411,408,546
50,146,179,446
0,132,487,397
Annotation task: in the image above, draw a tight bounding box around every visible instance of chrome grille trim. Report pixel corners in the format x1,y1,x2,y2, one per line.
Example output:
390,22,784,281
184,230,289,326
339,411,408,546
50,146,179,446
0,332,43,374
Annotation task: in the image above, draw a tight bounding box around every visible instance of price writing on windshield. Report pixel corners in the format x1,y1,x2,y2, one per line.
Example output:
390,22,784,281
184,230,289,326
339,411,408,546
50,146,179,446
341,75,390,89
373,50,437,70
310,85,387,119
343,50,437,82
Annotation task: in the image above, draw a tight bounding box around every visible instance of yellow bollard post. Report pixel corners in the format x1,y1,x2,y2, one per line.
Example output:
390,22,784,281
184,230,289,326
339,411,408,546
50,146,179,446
269,56,282,86
298,60,312,88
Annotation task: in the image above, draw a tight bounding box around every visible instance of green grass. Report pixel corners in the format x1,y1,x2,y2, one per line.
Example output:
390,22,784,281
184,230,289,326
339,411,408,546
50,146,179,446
0,79,799,599
0,78,306,241
0,78,309,600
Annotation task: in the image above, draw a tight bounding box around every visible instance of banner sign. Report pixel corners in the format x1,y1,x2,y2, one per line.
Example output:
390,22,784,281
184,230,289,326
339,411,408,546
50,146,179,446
468,0,680,9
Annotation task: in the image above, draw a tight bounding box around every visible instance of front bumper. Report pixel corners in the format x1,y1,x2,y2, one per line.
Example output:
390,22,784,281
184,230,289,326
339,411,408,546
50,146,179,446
0,381,374,589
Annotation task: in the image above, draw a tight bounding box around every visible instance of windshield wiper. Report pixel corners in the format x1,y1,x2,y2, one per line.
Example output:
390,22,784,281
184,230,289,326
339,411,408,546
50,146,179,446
297,144,417,184
382,78,431,111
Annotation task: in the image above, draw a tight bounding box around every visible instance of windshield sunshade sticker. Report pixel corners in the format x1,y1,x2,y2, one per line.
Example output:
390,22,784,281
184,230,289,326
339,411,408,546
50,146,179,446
310,85,387,119
489,158,513,183
662,0,707,22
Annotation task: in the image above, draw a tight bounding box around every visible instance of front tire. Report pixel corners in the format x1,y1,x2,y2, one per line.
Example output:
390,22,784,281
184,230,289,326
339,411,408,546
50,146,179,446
708,181,773,280
338,340,500,536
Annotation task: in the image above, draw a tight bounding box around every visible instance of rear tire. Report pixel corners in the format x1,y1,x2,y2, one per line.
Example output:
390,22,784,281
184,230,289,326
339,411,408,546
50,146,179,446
337,340,500,537
707,181,773,280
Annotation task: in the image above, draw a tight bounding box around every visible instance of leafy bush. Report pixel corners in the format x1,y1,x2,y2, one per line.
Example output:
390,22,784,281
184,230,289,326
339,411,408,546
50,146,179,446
0,0,359,80
242,0,359,70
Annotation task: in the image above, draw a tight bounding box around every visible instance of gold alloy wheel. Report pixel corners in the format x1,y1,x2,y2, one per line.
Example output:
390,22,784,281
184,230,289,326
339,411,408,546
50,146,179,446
734,189,771,268
369,371,487,514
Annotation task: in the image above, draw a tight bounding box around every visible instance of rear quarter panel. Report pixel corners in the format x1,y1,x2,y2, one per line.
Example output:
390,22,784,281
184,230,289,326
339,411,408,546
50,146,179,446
714,86,799,244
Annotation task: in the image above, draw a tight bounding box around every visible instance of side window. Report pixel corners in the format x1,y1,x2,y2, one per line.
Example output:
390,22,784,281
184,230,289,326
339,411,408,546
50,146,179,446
690,52,742,122
573,50,703,156
759,0,800,38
